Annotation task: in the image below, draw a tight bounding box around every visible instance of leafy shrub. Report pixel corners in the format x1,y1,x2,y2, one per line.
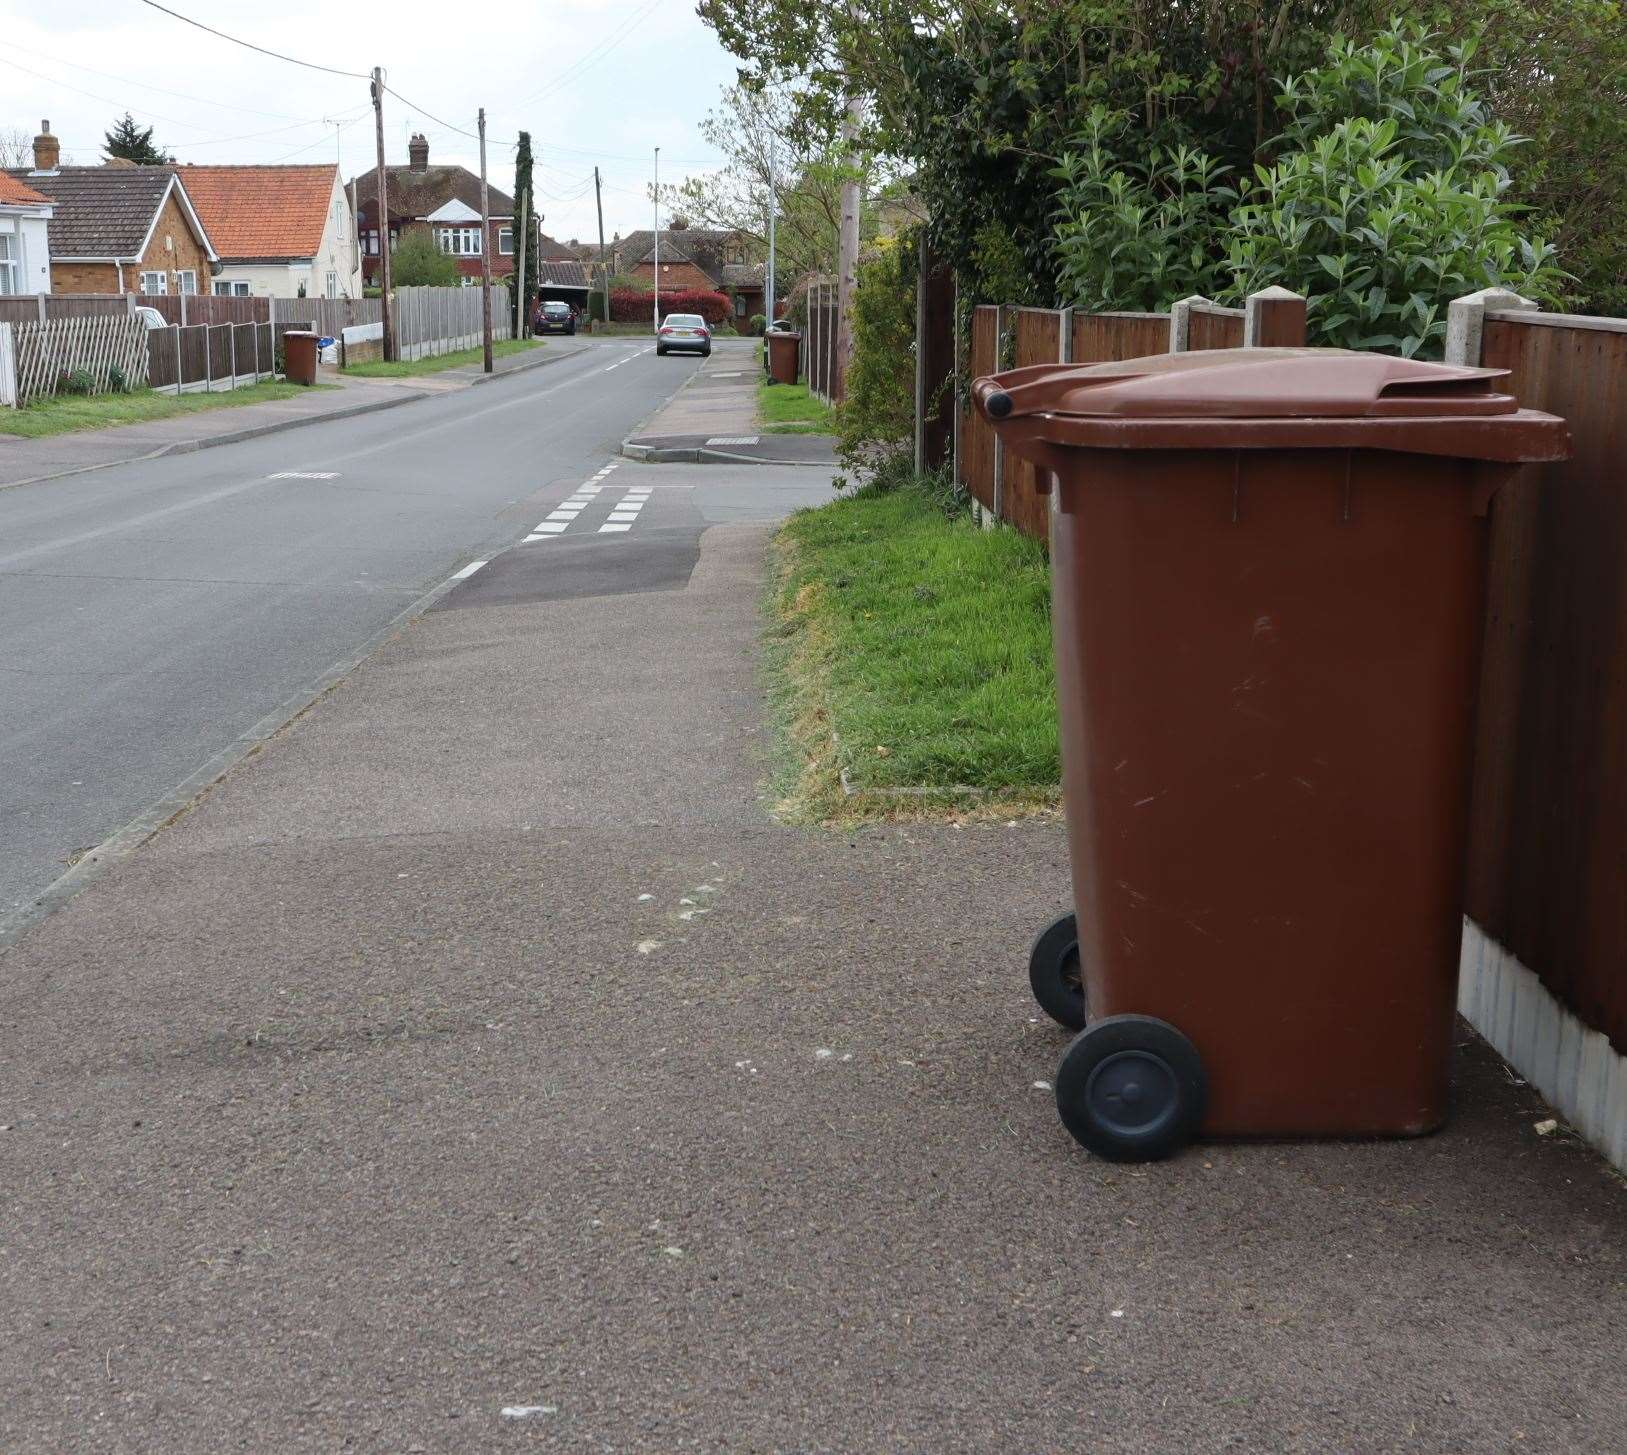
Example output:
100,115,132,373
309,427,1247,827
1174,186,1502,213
1227,24,1567,354
608,285,730,325
107,364,131,393
586,290,608,322
1051,106,1234,313
749,313,767,336
58,368,96,396
1048,19,1567,358
390,230,462,288
836,237,917,477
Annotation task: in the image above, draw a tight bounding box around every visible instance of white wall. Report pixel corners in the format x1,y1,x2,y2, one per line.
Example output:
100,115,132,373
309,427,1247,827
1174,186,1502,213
1,212,53,294
209,174,362,299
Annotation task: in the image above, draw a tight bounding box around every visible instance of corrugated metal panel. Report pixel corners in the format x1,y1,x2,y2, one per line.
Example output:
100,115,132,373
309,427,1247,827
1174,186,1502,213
1468,315,1627,1053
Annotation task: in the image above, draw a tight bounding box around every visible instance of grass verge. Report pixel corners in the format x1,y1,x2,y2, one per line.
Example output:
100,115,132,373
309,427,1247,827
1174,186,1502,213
342,337,544,378
0,380,336,440
765,478,1061,823
758,378,836,434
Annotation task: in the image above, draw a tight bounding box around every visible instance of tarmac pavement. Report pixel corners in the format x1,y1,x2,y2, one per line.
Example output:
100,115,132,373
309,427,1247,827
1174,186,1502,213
1,463,1624,1450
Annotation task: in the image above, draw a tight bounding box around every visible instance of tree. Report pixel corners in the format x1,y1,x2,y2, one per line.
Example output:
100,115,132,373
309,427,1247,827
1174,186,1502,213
390,230,462,287
104,112,171,165
0,127,36,168
663,81,886,293
511,132,539,333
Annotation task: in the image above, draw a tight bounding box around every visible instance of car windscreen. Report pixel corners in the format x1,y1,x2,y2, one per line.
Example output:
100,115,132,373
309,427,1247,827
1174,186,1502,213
663,315,705,327
542,303,570,314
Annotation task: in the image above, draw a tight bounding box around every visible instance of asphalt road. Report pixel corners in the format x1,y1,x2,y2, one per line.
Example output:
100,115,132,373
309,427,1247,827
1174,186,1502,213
0,338,713,920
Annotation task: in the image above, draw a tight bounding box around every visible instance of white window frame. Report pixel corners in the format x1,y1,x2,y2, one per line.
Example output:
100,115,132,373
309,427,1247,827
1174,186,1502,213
0,231,17,294
436,226,482,257
498,226,514,256
139,270,168,296
176,269,197,295
213,280,251,297
363,229,379,257
325,271,339,299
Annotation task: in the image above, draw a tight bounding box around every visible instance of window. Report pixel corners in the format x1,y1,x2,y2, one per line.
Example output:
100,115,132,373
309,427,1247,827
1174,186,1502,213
0,232,16,293
363,230,378,257
734,294,747,318
213,280,250,297
139,271,167,295
498,226,513,256
326,271,338,299
436,226,481,256
176,270,197,295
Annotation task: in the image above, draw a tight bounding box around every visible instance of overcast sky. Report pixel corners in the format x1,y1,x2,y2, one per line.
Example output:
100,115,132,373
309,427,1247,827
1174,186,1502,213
2,0,744,245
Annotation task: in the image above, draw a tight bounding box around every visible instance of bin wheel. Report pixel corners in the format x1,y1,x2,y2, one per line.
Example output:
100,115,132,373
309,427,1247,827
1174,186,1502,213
1029,912,1086,1030
1055,1015,1206,1162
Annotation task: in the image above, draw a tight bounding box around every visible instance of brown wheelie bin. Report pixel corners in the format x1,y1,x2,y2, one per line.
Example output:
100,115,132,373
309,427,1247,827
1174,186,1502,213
766,329,801,385
973,349,1569,1161
282,330,320,386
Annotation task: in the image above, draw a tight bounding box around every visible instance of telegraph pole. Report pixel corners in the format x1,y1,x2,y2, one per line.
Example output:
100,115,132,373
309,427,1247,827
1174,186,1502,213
370,67,394,362
836,95,862,398
594,166,609,328
477,107,493,373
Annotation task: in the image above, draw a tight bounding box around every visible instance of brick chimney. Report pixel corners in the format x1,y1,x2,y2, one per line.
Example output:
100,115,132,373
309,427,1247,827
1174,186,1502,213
32,120,60,172
408,133,429,170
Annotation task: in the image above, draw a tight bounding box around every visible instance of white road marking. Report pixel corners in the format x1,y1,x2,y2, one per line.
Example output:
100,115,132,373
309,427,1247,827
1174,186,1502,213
268,471,340,480
598,522,631,533
706,436,760,446
533,522,569,534
451,560,487,579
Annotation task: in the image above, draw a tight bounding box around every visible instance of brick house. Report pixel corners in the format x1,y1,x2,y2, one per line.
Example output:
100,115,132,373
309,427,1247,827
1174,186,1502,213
576,221,766,321
4,122,216,295
349,133,576,287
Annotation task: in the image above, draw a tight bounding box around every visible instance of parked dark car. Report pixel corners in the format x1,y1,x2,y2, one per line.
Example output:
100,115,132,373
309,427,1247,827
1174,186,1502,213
536,301,576,336
656,313,711,357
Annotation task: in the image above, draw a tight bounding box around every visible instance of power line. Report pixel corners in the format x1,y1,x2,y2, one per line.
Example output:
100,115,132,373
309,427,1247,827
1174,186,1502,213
1,39,312,122
506,0,663,112
381,86,482,144
137,1,369,80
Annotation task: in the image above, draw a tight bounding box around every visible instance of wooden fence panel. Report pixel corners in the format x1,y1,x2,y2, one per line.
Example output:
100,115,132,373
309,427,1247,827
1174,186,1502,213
1466,314,1627,1053
206,324,232,387
147,327,178,391
231,321,260,379
1188,304,1245,351
1005,308,1062,539
178,325,210,389
136,297,184,325
959,305,998,513
1073,311,1170,365
10,316,148,402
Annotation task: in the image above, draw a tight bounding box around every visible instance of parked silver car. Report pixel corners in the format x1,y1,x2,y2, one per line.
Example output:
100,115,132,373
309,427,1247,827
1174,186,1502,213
656,313,711,357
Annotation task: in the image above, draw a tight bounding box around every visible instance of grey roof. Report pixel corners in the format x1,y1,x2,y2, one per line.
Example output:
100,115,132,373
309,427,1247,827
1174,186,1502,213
536,259,589,288
4,166,200,259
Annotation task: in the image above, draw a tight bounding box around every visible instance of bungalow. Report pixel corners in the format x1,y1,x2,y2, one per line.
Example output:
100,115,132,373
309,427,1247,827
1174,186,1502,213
350,133,577,287
5,123,215,295
178,163,361,298
0,170,53,295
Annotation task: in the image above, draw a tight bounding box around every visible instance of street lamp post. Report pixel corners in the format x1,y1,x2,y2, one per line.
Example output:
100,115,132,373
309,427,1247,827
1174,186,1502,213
652,146,661,336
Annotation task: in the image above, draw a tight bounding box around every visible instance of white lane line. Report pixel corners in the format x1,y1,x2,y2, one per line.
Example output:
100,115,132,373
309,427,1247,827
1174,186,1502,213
598,522,631,533
533,522,569,534
452,560,487,579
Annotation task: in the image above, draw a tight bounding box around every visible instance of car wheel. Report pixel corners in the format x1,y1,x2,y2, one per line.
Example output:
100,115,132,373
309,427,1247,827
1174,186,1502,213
656,346,667,356
701,346,712,357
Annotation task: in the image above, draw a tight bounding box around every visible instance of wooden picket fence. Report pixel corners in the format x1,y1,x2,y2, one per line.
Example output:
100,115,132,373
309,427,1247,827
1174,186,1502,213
10,315,149,403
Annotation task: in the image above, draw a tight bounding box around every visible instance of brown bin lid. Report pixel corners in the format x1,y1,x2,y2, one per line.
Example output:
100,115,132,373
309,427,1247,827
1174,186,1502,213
974,348,1570,463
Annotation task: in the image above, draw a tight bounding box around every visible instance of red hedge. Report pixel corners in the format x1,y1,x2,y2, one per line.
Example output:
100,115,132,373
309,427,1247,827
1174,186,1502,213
609,286,731,325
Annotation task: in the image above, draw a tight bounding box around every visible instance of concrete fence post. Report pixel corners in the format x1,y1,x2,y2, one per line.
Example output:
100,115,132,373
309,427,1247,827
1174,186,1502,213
1244,286,1307,348
0,322,17,407
1058,306,1075,365
1169,295,1210,353
36,293,46,324
1445,287,1539,367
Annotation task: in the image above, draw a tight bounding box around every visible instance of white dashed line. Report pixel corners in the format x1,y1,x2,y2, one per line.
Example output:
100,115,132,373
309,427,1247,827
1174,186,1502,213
598,523,631,533
451,560,487,579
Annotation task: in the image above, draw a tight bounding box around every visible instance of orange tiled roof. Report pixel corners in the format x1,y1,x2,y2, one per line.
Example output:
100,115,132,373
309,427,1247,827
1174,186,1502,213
0,173,52,206
178,164,337,260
